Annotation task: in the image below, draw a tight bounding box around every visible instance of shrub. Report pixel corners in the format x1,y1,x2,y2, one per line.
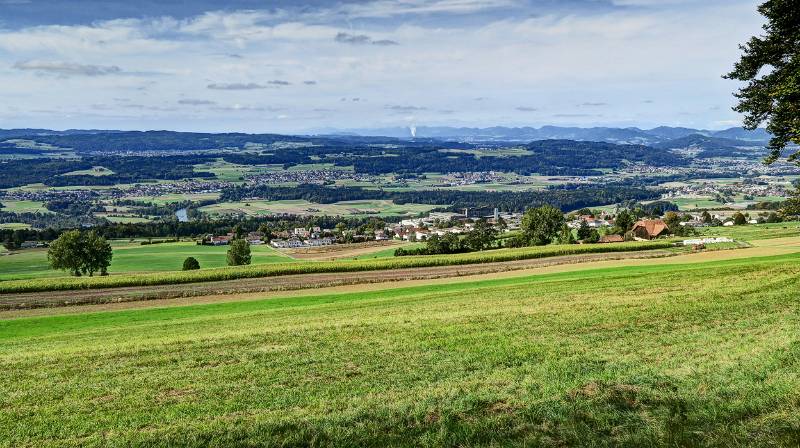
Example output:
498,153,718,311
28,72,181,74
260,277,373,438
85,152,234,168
182,257,200,271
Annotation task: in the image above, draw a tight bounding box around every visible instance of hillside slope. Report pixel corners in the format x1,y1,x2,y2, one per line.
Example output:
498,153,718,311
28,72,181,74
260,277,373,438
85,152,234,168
2,253,799,447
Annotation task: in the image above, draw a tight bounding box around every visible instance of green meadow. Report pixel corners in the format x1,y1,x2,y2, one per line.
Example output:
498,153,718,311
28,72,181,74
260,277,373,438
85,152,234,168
0,199,51,214
0,241,294,281
2,253,800,446
699,221,800,240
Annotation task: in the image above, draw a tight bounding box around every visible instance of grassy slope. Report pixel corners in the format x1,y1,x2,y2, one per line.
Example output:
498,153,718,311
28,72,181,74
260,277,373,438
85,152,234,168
2,253,800,447
0,242,293,281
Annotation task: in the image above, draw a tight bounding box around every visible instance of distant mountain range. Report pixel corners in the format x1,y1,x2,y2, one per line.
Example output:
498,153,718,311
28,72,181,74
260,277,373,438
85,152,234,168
341,125,771,145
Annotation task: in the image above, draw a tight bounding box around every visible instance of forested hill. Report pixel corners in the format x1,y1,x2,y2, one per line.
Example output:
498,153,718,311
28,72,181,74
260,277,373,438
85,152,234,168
525,140,686,168
0,130,691,187
219,184,658,213
0,130,456,153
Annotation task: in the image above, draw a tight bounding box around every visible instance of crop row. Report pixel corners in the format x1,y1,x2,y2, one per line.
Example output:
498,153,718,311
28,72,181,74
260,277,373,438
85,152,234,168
0,241,674,293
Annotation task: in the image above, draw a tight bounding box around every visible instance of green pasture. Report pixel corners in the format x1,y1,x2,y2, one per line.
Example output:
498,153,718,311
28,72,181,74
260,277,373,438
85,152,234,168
0,200,51,214
2,253,800,446
0,241,294,281
62,166,114,176
699,221,800,240
349,243,425,260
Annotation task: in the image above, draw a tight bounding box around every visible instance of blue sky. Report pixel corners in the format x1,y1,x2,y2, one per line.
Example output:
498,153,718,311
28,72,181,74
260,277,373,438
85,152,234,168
0,0,763,133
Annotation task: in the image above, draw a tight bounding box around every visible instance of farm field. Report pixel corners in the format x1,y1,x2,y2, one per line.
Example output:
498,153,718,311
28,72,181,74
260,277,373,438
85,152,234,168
0,223,30,230
122,192,221,205
200,199,439,217
699,221,800,240
5,236,797,312
0,241,294,281
0,241,675,293
2,251,800,446
0,199,51,214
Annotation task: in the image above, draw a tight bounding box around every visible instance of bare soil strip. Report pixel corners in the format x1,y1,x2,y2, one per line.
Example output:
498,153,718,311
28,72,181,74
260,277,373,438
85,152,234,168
1,250,671,312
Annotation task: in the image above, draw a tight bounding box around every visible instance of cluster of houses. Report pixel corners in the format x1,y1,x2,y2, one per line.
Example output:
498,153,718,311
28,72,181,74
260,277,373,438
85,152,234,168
246,170,380,186
269,227,336,248
391,210,524,241
206,231,266,246
567,213,613,229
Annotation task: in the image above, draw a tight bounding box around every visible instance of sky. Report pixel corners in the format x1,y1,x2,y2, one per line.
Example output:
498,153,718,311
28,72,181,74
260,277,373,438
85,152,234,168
0,0,765,134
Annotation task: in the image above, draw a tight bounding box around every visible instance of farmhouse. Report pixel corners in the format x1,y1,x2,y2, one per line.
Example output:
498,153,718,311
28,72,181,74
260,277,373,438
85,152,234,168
631,220,669,240
306,237,335,246
210,233,234,245
246,232,265,245
271,238,304,248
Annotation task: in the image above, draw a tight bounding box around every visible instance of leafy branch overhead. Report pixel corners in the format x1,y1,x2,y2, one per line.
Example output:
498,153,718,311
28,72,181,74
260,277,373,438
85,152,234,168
726,0,800,164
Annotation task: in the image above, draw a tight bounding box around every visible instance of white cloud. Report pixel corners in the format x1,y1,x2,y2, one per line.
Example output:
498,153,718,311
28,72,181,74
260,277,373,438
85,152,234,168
13,60,122,76
0,0,764,132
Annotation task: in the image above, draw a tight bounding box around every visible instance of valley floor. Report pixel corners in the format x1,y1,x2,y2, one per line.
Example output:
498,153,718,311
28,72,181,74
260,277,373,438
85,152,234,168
1,239,800,446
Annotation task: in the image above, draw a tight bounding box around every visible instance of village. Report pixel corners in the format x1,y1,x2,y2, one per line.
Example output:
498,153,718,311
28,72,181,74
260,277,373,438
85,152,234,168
195,206,755,251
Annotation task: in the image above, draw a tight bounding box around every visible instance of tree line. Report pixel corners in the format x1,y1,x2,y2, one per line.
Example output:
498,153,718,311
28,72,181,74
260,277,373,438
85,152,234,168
220,183,659,213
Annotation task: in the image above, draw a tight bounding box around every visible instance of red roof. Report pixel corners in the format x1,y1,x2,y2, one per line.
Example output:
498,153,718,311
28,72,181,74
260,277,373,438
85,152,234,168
631,220,669,237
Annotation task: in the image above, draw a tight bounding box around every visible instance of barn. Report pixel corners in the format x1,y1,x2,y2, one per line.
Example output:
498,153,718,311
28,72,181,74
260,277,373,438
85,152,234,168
631,220,669,240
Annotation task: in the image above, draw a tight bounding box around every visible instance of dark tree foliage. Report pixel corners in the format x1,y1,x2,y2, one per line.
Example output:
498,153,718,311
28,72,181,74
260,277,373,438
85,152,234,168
577,221,594,241
615,210,635,232
726,0,800,163
221,184,659,213
47,230,112,276
226,239,251,266
521,205,565,246
0,155,216,188
0,159,91,188
182,257,201,270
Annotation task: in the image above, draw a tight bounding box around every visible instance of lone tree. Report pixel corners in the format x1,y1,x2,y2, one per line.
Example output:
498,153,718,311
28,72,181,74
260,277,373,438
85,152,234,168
614,210,634,233
47,230,112,276
521,205,565,246
576,220,593,241
47,230,86,276
725,0,800,163
227,239,252,266
83,231,113,276
182,256,201,270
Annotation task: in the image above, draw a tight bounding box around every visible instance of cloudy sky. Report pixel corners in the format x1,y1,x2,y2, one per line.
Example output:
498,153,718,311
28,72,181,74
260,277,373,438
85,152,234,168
0,0,764,133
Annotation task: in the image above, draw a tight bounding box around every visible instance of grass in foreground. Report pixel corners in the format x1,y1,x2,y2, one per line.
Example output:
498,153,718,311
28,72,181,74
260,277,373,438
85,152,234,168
1,253,799,447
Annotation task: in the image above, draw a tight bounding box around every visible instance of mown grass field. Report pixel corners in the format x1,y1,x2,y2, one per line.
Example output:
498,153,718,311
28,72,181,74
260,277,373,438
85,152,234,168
0,199,51,214
699,221,800,240
1,252,799,447
0,241,294,281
